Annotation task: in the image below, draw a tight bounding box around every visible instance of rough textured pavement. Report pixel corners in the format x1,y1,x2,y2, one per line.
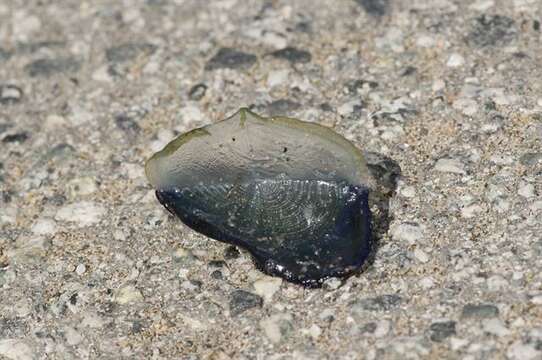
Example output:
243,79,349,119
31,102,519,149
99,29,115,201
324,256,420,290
0,0,541,359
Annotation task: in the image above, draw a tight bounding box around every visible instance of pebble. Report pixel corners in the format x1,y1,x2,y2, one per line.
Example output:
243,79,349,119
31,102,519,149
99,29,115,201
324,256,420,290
461,304,499,319
188,83,207,101
24,57,81,77
31,218,57,235
447,53,465,67
453,98,479,116
253,276,282,302
301,324,322,339
64,326,83,346
0,85,23,105
374,320,391,337
267,69,289,88
518,182,535,198
205,48,257,71
482,318,510,336
467,14,517,47
429,321,457,342
0,339,35,360
260,313,293,343
75,263,87,275
413,248,430,263
12,10,41,42
114,285,143,304
271,47,312,64
229,290,263,316
469,0,495,11
105,43,157,63
390,222,423,245
434,158,466,174
55,201,106,227
351,294,402,313
267,99,300,116
354,0,388,16
507,341,541,360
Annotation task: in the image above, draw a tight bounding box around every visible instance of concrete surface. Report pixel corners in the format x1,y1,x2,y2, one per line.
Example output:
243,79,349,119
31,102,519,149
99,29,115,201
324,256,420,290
0,0,541,359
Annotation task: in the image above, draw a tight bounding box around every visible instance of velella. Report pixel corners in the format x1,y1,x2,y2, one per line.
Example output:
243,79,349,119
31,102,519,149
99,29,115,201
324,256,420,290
145,108,375,286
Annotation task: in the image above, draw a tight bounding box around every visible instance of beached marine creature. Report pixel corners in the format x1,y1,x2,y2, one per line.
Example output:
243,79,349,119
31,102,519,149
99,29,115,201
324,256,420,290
145,108,375,286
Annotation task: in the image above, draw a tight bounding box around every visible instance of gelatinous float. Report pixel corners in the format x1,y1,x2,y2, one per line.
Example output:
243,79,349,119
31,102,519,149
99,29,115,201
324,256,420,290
145,108,375,286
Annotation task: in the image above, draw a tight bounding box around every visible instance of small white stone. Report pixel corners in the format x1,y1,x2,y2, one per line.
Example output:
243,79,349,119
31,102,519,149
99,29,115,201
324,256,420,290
13,10,41,42
81,312,105,328
447,53,465,67
267,69,289,88
75,264,87,276
453,98,478,116
487,275,508,292
390,222,423,245
0,339,35,360
114,285,143,304
45,114,67,128
253,276,282,302
419,277,435,289
55,201,106,227
302,324,322,339
31,218,57,235
68,177,98,197
64,326,83,346
490,154,514,165
432,79,446,92
69,104,93,125
482,318,511,337
416,35,436,48
450,337,469,351
14,299,31,317
413,248,430,263
435,158,466,174
469,0,495,11
374,320,391,337
92,65,114,83
507,341,541,360
530,294,542,305
461,204,482,218
338,100,361,116
180,105,204,123
518,182,535,198
399,185,416,198
260,313,293,344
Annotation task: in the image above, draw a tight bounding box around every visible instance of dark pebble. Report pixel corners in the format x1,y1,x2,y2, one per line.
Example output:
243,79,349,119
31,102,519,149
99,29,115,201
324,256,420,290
0,48,12,62
131,321,144,334
229,290,263,316
359,322,377,334
0,85,23,105
345,79,379,94
205,48,257,71
2,132,29,143
210,270,223,280
224,246,240,259
520,152,542,166
429,321,456,342
461,303,499,319
188,83,207,101
354,0,389,17
17,41,65,54
353,294,402,312
400,66,417,77
24,57,81,77
208,260,226,268
267,99,301,116
106,43,157,63
467,14,516,47
320,103,333,112
271,47,312,64
115,114,141,135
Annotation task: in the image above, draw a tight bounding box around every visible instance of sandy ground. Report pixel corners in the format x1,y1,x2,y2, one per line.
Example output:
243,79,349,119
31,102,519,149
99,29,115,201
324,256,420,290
0,0,541,359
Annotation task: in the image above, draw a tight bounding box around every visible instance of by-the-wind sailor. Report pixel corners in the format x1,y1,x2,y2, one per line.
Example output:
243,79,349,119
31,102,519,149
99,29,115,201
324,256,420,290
145,108,375,286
